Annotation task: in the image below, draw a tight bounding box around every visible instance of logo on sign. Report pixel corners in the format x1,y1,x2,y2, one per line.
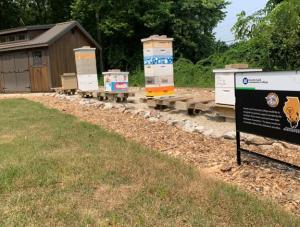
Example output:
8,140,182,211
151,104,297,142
283,97,300,129
243,78,248,85
265,92,279,108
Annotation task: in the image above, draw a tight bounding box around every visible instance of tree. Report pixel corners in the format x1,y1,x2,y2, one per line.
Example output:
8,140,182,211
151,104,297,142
71,0,228,70
232,0,300,70
0,0,20,29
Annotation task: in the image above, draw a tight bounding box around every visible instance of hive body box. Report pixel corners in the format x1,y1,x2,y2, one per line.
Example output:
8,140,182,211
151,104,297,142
213,68,262,106
103,70,129,93
74,47,99,91
141,35,175,97
61,73,77,90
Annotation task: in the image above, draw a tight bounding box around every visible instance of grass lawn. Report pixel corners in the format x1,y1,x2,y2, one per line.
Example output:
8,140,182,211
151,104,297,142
0,98,299,226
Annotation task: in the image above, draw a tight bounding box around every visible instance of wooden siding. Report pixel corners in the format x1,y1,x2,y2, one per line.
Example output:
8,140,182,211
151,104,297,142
30,67,49,92
0,55,2,91
48,28,94,88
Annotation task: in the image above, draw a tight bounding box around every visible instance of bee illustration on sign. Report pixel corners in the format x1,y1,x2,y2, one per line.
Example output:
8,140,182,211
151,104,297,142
265,92,279,108
283,97,300,129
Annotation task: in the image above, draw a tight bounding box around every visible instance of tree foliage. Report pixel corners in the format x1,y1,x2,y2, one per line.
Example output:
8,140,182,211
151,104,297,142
232,0,300,70
71,0,228,70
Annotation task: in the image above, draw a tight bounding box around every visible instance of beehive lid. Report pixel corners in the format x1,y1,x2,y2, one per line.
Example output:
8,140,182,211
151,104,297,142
74,46,96,52
62,73,76,77
141,35,173,43
213,68,262,73
103,69,129,75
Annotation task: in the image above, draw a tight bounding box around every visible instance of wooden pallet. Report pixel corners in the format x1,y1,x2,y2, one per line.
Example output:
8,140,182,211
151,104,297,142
52,87,76,95
211,104,235,120
142,96,193,109
175,98,214,115
77,90,98,98
97,91,135,102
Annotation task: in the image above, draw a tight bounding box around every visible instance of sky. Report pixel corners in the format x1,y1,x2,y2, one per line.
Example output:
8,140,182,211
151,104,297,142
214,0,268,43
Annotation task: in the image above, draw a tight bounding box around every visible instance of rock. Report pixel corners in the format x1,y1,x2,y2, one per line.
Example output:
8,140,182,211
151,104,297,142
143,111,151,119
167,119,179,126
181,121,198,133
88,99,97,104
103,103,113,110
246,136,273,146
272,142,285,151
224,131,236,140
175,120,188,128
132,110,142,116
150,110,160,118
79,100,88,105
203,129,214,137
258,145,273,152
194,126,205,134
118,107,127,113
281,142,300,151
148,117,159,122
211,133,223,139
160,115,170,122
220,164,232,172
255,187,263,192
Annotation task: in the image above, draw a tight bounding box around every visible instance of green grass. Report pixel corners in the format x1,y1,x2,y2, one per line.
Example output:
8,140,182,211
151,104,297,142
0,99,299,226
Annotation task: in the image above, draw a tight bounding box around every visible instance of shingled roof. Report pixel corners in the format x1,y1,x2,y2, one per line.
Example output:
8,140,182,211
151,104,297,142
0,21,101,53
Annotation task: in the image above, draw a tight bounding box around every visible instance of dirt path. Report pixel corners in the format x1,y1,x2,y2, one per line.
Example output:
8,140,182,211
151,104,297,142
1,93,300,215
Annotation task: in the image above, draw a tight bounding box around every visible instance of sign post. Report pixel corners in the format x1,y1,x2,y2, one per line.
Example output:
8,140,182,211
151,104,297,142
234,71,300,170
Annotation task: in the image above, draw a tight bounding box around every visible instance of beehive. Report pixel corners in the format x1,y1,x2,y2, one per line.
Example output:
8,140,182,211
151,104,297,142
103,69,129,93
61,73,77,90
213,67,262,106
141,35,175,97
74,46,99,91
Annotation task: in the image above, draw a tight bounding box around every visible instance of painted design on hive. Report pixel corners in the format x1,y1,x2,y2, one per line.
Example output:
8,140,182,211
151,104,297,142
283,97,300,129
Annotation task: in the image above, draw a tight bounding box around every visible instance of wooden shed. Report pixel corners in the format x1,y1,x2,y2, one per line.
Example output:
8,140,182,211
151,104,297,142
0,21,100,93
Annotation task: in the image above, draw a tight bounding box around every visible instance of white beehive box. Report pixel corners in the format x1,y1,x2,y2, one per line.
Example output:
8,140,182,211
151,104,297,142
74,46,99,91
103,69,129,93
213,68,263,106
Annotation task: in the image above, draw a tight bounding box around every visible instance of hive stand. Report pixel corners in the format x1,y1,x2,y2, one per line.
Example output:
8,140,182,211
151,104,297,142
77,90,98,98
52,87,76,95
97,91,135,102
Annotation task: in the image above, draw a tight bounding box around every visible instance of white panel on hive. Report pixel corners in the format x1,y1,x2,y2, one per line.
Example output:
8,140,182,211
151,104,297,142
144,64,173,77
215,72,234,88
74,46,99,92
215,88,235,106
143,48,173,57
77,74,99,91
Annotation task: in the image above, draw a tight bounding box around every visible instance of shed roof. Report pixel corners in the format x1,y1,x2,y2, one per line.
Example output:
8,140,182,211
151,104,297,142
0,21,101,53
0,24,53,36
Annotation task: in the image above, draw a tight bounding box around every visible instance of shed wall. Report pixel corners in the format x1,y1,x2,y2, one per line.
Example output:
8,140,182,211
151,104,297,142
48,28,94,88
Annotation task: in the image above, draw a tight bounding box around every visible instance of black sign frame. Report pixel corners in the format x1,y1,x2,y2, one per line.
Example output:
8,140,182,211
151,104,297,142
234,72,300,171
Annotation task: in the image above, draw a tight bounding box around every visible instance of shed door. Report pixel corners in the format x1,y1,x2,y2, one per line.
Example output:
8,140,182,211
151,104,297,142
2,52,30,92
30,50,49,92
14,52,30,91
2,54,18,92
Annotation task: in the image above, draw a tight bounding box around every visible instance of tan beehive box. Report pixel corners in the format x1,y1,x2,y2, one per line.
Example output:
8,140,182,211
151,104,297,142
61,73,78,90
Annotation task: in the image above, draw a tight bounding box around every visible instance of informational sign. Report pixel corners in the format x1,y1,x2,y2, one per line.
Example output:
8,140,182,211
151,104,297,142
235,71,300,169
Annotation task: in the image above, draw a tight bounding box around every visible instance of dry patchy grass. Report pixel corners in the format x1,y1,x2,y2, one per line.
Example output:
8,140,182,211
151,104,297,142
0,99,299,226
